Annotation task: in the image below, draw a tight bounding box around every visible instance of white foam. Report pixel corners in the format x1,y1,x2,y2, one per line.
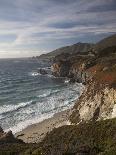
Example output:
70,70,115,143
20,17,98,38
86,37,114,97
5,104,72,134
64,79,70,83
30,72,40,76
5,113,54,134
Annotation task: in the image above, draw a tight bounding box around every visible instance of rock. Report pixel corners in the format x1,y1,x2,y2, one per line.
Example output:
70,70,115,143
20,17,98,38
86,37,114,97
5,130,14,139
0,129,23,144
52,60,71,77
0,126,3,134
38,68,48,75
69,78,76,83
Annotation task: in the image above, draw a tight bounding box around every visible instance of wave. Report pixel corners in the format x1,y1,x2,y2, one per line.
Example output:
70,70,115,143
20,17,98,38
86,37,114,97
0,88,61,116
5,95,78,134
38,89,60,98
0,100,36,115
5,113,54,134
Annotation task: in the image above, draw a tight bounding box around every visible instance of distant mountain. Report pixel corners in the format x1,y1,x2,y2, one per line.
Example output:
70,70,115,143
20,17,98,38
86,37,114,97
38,43,93,60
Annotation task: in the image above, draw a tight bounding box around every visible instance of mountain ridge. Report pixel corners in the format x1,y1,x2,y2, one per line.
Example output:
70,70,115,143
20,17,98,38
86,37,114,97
38,42,94,60
38,34,116,60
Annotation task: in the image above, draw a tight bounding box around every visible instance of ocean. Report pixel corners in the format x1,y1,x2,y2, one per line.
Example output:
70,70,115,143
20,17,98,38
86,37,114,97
0,58,84,133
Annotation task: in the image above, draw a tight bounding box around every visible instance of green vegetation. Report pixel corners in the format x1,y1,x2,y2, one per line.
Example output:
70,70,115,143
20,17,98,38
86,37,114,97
0,143,39,155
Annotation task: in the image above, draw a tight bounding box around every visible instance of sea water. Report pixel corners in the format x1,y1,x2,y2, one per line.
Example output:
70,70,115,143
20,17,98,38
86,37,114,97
0,58,84,133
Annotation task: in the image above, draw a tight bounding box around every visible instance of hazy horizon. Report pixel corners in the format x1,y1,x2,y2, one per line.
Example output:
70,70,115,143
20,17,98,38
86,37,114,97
0,0,116,58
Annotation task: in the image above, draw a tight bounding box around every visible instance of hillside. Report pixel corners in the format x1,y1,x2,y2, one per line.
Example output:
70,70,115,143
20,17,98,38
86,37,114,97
0,118,116,155
94,34,116,51
38,43,93,60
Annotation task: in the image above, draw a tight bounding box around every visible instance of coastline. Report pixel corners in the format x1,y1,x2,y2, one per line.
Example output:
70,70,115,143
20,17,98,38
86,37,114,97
15,110,70,143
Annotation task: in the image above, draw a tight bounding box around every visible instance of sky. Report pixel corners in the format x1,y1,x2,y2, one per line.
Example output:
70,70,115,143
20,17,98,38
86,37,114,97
0,0,116,58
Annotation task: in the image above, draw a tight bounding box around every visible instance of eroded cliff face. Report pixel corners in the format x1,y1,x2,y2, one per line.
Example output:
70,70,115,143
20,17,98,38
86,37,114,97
70,82,116,124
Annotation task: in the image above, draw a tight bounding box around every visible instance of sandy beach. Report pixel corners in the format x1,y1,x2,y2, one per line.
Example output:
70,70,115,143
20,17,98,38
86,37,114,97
15,110,70,143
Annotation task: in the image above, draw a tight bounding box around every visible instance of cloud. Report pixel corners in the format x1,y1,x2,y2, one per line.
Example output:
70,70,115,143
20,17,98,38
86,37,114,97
0,0,115,58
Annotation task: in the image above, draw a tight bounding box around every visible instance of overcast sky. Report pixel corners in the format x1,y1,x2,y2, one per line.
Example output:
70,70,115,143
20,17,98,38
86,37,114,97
0,0,116,58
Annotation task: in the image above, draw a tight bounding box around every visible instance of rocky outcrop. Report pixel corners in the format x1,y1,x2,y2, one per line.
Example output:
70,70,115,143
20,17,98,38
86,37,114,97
51,53,96,83
0,127,23,144
52,60,71,77
38,68,48,75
